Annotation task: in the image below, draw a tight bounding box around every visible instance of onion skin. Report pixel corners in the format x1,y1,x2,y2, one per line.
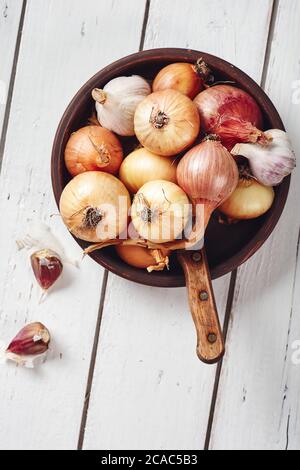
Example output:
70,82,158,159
115,244,170,272
177,138,239,206
6,323,50,356
219,177,275,220
176,138,239,244
153,62,206,99
194,85,265,151
131,180,190,244
31,249,63,290
119,148,178,194
134,90,200,157
64,126,123,177
59,171,130,243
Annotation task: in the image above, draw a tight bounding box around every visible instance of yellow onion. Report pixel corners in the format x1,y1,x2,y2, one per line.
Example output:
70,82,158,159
59,171,130,242
134,90,200,156
115,244,170,272
219,176,275,220
153,59,212,99
131,180,190,244
64,126,123,177
119,148,178,194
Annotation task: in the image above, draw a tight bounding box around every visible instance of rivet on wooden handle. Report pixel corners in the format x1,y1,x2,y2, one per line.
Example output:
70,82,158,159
177,249,225,364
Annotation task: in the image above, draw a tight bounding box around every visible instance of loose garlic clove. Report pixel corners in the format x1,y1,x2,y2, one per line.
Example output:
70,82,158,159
31,249,63,290
231,129,296,186
6,322,50,357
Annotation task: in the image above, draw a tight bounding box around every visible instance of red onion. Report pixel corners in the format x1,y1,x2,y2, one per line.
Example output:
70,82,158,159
194,85,268,150
177,136,239,246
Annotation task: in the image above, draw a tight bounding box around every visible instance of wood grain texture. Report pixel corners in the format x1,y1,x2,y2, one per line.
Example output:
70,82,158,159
210,0,300,450
0,0,146,450
145,0,273,83
0,0,23,133
82,0,274,450
178,250,225,364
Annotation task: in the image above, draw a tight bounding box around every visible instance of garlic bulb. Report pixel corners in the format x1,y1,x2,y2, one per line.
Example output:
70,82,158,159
231,129,296,186
92,76,151,136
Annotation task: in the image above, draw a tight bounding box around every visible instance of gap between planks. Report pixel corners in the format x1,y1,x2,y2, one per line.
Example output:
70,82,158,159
78,270,109,450
0,0,27,171
261,0,280,90
204,0,280,450
77,0,151,449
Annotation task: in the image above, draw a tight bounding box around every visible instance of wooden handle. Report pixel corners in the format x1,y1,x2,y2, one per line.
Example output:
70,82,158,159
177,249,225,364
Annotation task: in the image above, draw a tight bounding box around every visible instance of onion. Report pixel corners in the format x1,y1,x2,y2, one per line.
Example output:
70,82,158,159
119,148,178,194
116,244,170,272
176,136,239,246
153,59,212,99
194,85,267,150
134,90,200,156
59,171,130,242
219,174,275,220
131,180,190,243
64,126,123,177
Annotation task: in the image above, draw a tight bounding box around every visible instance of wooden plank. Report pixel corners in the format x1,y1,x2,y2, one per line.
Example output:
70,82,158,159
0,0,146,450
82,0,274,450
144,0,273,84
0,0,23,134
209,0,300,450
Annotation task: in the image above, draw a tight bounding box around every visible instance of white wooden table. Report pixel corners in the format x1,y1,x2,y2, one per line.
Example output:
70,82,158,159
0,0,299,450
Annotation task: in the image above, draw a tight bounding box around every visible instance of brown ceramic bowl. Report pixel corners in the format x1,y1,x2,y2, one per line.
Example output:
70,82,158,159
51,48,290,288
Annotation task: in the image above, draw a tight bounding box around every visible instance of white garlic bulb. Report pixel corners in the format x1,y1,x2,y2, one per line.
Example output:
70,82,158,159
92,76,151,136
231,129,296,186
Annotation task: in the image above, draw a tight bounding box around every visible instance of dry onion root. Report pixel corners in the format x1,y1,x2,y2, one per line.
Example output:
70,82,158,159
83,237,184,256
115,244,170,273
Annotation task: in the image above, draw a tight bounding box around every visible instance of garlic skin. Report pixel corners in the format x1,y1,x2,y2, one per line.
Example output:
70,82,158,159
92,76,151,136
231,129,296,186
16,221,80,268
31,249,63,290
6,323,50,357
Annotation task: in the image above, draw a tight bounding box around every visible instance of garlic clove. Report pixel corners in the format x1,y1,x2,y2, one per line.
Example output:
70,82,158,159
31,249,63,290
6,322,50,356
